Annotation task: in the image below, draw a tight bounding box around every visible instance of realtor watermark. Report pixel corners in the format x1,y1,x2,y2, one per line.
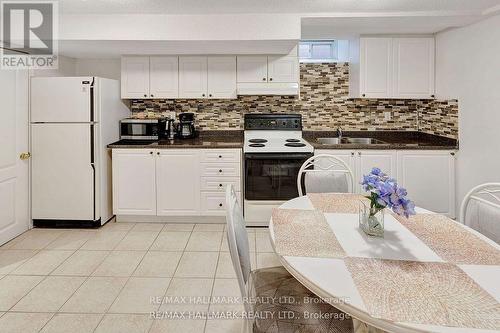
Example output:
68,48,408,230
1,0,58,69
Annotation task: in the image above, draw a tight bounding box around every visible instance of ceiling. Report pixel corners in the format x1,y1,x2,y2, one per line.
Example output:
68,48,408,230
55,0,500,58
58,0,500,15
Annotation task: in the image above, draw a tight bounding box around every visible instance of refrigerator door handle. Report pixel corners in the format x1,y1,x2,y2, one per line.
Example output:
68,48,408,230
90,123,96,221
90,77,95,122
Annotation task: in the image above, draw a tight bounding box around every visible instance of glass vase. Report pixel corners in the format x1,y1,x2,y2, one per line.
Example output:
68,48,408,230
359,201,385,237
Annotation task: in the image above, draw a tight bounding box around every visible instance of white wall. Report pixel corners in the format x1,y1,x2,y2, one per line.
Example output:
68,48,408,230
31,55,76,76
435,14,500,215
75,59,121,80
30,57,121,80
60,14,300,41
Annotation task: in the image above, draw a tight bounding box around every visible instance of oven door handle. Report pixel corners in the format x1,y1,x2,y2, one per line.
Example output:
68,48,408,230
244,153,313,160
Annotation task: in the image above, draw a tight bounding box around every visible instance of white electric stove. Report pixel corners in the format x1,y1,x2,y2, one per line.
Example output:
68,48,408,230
243,114,314,225
244,130,314,154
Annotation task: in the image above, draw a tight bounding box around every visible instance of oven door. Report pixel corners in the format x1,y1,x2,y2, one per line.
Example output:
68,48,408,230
244,153,313,201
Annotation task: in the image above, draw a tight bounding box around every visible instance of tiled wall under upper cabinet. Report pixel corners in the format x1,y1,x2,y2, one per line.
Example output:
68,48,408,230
129,63,458,139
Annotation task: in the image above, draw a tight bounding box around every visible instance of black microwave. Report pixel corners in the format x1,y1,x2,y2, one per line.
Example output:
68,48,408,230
120,118,167,140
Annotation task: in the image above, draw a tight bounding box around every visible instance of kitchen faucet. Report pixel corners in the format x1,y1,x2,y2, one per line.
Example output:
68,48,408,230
337,127,343,139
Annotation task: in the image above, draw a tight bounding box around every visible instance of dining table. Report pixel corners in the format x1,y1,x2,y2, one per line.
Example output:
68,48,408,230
269,193,500,333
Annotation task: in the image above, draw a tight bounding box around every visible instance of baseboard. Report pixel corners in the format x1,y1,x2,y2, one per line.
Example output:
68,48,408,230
115,215,226,223
33,218,102,228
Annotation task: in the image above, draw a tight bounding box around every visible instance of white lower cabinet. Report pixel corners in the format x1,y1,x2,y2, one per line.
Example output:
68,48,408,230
356,150,398,193
316,149,456,217
200,192,241,216
112,149,156,215
397,151,455,217
112,148,241,218
156,150,200,215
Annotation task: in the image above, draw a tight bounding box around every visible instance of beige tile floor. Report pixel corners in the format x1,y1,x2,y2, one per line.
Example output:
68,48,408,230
0,222,281,333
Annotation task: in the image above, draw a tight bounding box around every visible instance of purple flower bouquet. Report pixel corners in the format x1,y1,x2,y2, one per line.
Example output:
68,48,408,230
359,167,416,236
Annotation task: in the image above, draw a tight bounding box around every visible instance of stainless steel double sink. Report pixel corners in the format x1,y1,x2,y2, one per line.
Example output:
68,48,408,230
316,137,387,145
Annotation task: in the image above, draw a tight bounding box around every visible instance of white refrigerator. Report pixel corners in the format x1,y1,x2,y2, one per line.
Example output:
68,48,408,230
31,77,129,227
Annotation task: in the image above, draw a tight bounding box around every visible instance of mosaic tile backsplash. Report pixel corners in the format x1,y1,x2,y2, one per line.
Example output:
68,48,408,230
129,63,458,139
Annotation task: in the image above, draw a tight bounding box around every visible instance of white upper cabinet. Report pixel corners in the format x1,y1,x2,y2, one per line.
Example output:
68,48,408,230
121,56,178,99
268,56,299,83
357,37,435,99
392,38,435,99
179,56,208,99
121,57,150,99
236,56,268,83
236,49,299,95
207,56,237,99
121,47,299,99
149,56,179,99
360,38,393,98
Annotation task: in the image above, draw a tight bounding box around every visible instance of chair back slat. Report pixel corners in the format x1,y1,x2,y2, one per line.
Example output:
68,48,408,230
225,185,252,306
297,154,355,196
461,183,500,244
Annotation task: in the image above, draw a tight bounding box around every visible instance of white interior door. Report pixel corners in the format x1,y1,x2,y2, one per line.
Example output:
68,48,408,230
31,123,95,220
0,69,29,245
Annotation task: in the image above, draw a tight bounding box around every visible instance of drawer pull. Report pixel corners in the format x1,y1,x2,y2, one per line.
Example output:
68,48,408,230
218,155,222,158
219,184,223,187
219,169,222,173
219,203,223,207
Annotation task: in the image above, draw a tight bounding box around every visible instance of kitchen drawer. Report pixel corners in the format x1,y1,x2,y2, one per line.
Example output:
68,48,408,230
201,177,241,192
201,163,240,177
201,149,241,163
201,191,241,216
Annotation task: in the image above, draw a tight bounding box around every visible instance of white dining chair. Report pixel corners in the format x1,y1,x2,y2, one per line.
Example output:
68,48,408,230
225,184,354,333
460,183,500,244
297,154,355,196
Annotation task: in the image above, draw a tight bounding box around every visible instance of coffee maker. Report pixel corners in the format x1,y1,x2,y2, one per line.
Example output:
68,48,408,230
176,112,196,139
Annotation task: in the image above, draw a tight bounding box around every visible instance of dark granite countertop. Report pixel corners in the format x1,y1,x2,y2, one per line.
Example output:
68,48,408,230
108,130,458,150
107,131,244,149
303,131,458,150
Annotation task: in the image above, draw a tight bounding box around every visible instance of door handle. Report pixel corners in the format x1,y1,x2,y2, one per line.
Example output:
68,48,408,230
20,152,31,160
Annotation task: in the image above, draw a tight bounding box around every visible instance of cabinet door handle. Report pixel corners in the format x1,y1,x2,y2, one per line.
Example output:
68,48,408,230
202,93,206,97
219,169,222,173
209,94,213,97
150,94,154,97
218,155,222,158
157,152,160,155
150,151,153,155
450,152,456,156
143,94,147,97
262,77,266,81
362,94,366,97
219,203,223,207
351,152,354,156
219,184,223,187
269,78,273,81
